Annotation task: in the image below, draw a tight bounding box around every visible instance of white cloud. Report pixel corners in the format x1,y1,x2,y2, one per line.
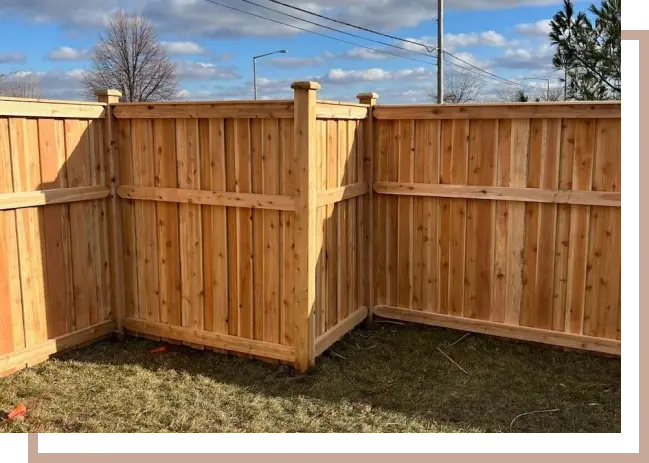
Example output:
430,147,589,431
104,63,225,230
323,66,433,84
0,52,26,64
47,46,89,61
493,43,555,69
514,19,552,37
161,41,205,55
342,48,389,60
0,1,569,38
266,56,328,69
10,68,88,100
174,61,239,80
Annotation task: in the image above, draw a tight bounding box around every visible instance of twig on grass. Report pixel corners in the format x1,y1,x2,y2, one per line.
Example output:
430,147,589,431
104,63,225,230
330,351,347,360
509,408,560,432
375,321,407,326
448,333,470,347
436,346,470,375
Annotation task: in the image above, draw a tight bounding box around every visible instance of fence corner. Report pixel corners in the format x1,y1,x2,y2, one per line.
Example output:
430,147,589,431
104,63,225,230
357,92,378,324
96,89,125,338
292,81,320,372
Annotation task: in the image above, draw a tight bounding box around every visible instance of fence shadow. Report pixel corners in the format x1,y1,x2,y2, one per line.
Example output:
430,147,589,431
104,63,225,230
0,113,112,375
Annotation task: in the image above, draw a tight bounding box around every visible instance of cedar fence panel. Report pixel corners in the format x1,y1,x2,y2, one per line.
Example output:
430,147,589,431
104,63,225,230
372,103,621,355
0,97,115,376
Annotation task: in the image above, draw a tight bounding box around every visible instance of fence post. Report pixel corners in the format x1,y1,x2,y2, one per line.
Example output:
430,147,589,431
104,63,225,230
95,89,126,338
357,92,379,323
292,81,320,372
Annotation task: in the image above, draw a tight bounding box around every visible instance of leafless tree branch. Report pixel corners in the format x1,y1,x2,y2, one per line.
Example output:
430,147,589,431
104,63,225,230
82,10,177,102
428,69,486,103
0,71,42,98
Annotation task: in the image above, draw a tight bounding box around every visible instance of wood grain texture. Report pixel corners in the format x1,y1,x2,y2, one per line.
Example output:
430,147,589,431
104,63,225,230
153,119,181,326
38,118,73,337
11,118,48,346
0,118,25,356
176,119,204,332
292,83,318,371
374,102,620,120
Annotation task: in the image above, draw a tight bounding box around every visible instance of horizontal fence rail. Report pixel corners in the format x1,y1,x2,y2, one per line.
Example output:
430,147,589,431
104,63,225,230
374,182,621,207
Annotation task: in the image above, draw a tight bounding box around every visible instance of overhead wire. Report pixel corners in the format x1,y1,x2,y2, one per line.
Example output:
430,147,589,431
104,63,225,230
202,0,436,66
259,0,539,89
202,0,548,91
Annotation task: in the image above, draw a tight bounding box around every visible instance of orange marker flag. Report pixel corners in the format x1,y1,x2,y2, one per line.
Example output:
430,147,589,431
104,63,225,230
6,403,27,420
149,346,167,354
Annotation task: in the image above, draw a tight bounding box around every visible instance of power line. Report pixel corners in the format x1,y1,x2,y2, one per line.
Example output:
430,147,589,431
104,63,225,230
443,51,538,90
263,0,437,53
202,0,437,66
201,0,540,91
233,0,436,59
261,0,538,90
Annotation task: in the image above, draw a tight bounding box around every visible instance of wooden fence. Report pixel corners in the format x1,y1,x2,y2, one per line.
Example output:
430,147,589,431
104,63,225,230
372,102,621,354
0,96,117,376
0,88,621,376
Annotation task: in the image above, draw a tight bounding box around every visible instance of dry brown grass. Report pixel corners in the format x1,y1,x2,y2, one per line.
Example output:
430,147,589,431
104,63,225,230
0,323,620,433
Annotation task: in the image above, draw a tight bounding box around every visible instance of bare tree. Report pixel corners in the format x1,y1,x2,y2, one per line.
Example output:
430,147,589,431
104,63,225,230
0,71,42,98
537,86,565,101
82,10,177,102
428,69,485,103
494,85,564,102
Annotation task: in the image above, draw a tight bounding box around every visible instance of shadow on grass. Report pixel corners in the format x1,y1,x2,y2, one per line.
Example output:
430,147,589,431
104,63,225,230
0,323,620,433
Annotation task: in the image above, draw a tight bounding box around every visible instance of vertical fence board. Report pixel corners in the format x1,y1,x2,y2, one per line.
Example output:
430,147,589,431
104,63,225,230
153,119,181,326
374,120,387,308
386,120,399,307
337,120,349,321
447,120,469,317
251,119,264,341
504,119,530,325
348,120,359,319
263,118,282,344
236,119,254,340
315,121,327,336
176,119,204,333
89,119,111,322
11,118,49,346
533,119,561,330
586,119,621,338
566,119,596,334
279,118,295,347
0,118,25,356
552,120,575,332
397,120,414,309
117,119,139,321
38,118,74,336
465,119,497,320
225,119,239,338
325,120,339,329
492,119,511,323
132,119,160,323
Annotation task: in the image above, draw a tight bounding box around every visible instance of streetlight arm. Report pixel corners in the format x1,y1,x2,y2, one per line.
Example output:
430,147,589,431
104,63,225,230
253,50,287,60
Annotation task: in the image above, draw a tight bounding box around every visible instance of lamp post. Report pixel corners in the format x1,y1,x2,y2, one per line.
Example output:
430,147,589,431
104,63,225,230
253,49,287,100
522,77,551,101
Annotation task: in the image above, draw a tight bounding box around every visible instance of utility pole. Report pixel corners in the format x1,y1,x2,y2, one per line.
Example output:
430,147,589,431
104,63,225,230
437,0,444,104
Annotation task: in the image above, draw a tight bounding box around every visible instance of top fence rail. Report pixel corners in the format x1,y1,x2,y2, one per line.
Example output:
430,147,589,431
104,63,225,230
0,96,107,119
373,101,621,119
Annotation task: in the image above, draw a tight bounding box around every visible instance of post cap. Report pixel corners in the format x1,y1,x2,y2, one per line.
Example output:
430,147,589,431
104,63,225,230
356,92,379,100
94,89,122,97
291,81,321,91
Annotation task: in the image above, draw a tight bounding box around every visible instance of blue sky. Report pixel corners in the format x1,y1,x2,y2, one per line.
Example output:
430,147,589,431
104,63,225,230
0,0,591,102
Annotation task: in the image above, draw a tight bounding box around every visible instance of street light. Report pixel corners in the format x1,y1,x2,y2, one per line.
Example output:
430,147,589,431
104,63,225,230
253,49,287,100
522,77,551,101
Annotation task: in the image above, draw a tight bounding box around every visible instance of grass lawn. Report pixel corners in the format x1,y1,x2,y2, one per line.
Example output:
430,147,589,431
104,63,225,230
0,322,620,433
